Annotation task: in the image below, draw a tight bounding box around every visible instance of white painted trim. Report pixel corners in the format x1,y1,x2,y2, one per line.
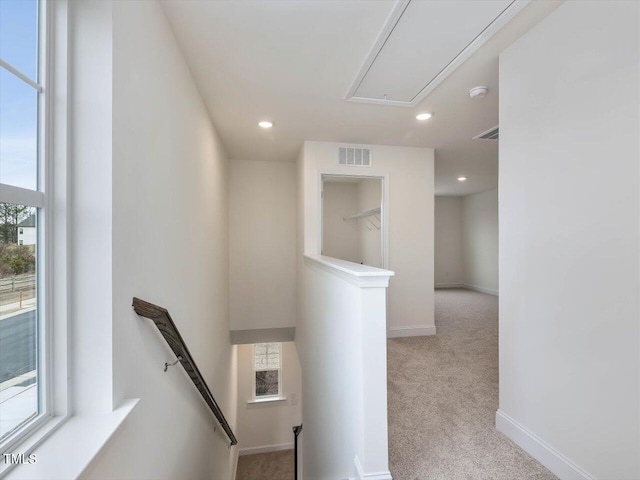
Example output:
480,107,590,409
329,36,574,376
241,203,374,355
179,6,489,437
353,456,393,480
462,283,499,296
472,124,500,140
0,184,45,208
0,59,43,92
304,254,394,288
345,0,530,107
344,0,411,103
247,396,287,405
318,168,390,271
435,282,464,289
238,443,294,456
495,410,595,480
387,325,436,338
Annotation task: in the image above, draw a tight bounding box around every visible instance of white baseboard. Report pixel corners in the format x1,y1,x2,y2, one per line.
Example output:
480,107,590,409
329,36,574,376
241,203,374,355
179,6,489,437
462,283,499,296
495,410,594,480
238,442,294,456
232,446,239,479
387,325,436,338
353,456,393,480
435,282,463,289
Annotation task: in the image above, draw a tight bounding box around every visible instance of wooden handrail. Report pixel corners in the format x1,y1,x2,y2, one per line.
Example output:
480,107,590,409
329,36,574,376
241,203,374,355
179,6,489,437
132,297,238,446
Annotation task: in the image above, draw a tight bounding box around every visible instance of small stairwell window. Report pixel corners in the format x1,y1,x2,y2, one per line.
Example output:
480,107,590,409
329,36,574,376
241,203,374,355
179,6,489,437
253,343,282,400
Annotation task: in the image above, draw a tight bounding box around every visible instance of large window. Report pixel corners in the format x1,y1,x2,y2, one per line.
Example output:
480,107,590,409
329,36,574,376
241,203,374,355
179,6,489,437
253,343,282,400
0,0,48,448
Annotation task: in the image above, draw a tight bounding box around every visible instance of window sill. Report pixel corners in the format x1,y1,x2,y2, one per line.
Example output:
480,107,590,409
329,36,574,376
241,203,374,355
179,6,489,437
2,398,139,480
247,396,287,405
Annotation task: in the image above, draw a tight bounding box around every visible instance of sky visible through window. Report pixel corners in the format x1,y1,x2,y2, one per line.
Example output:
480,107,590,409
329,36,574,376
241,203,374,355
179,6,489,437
0,0,39,191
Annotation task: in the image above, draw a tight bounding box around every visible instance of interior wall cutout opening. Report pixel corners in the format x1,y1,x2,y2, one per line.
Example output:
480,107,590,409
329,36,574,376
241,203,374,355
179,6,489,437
321,175,384,268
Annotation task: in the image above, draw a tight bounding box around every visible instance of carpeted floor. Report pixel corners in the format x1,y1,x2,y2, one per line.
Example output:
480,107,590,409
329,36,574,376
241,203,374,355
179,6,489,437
387,288,557,480
235,449,294,480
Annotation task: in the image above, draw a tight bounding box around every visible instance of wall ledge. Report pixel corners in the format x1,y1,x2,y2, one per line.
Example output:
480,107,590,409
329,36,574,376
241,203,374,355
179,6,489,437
4,399,139,480
303,254,394,288
495,409,595,480
230,327,295,345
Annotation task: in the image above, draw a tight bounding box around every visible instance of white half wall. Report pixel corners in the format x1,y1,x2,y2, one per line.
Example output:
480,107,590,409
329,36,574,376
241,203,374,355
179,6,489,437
82,1,238,479
434,196,464,286
499,1,640,478
236,342,302,455
301,141,435,337
462,189,498,295
229,159,297,331
298,255,393,480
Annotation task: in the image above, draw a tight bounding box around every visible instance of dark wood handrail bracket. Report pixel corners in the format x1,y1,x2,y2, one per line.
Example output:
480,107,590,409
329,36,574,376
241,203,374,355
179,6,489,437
132,297,238,446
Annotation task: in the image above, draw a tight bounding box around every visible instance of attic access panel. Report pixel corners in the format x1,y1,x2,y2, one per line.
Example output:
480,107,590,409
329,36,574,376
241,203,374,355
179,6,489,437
346,0,526,107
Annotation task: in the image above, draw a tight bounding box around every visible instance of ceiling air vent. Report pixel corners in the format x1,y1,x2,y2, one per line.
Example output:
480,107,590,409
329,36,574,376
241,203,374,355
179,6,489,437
473,125,499,140
338,147,372,167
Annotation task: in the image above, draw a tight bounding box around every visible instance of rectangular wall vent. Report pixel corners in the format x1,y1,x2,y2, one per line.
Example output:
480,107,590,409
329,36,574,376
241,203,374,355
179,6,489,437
338,147,372,167
473,125,499,140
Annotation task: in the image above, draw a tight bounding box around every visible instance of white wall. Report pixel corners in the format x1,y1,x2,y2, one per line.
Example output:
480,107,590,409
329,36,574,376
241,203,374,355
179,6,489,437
357,178,382,268
322,181,360,263
82,2,238,479
462,189,498,295
434,196,464,286
498,2,639,479
236,342,302,454
301,141,435,337
229,159,297,332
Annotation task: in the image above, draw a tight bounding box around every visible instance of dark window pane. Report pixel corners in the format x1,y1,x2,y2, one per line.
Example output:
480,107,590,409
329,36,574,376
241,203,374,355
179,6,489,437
0,203,38,440
255,370,279,397
0,0,38,81
0,67,38,190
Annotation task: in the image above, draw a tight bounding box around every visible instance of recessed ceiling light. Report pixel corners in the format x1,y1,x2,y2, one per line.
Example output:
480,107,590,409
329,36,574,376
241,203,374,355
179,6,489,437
258,121,274,129
416,113,432,121
457,176,467,182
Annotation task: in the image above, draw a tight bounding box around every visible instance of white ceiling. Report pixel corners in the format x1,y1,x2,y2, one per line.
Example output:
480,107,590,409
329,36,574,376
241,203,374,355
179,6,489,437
161,0,561,196
351,0,514,104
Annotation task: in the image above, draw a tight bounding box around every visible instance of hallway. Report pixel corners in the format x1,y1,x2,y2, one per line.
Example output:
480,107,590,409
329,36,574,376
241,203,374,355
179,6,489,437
387,288,555,479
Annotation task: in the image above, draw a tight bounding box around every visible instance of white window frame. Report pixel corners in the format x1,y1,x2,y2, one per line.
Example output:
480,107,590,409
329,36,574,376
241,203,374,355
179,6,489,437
252,343,283,401
0,0,69,466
